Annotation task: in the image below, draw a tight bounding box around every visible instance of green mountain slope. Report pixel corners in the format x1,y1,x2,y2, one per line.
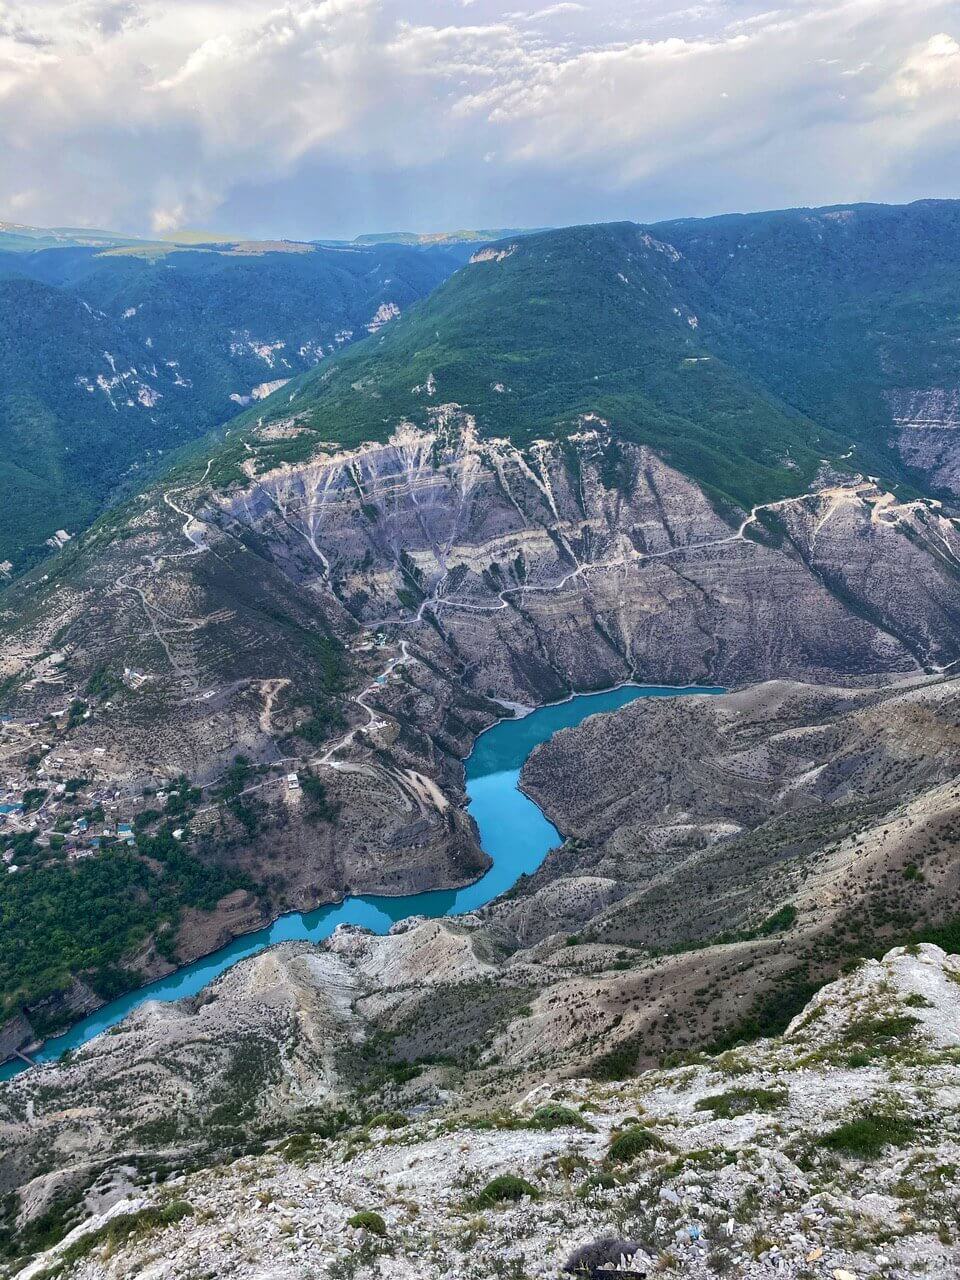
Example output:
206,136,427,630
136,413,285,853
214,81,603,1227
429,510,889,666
0,242,470,567
657,199,960,467
222,200,960,511
236,222,836,510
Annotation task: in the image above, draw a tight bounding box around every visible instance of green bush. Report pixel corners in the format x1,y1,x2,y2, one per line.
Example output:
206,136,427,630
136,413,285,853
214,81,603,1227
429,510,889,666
347,1211,387,1236
472,1174,540,1206
820,1113,918,1158
606,1124,665,1163
694,1087,787,1119
368,1111,408,1130
529,1103,591,1131
33,1202,193,1280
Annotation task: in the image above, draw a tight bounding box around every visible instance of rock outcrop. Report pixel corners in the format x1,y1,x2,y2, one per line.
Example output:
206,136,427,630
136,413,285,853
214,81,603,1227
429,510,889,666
8,944,960,1279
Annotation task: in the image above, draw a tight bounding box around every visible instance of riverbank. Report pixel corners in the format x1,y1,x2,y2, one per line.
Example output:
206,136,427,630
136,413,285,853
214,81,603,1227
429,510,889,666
1,683,723,1081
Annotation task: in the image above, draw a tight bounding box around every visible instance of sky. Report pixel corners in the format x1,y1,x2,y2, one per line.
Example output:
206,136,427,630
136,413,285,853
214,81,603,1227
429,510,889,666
1,0,959,239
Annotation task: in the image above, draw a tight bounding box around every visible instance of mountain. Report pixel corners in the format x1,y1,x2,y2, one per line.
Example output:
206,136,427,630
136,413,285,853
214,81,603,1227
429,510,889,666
3,198,960,1274
349,227,541,245
3,200,960,1116
0,223,144,253
235,221,834,511
0,240,472,568
657,200,960,494
236,199,960,511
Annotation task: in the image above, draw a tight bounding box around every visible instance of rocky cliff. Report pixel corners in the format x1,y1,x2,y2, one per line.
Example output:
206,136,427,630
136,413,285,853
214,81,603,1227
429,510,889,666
4,418,960,1040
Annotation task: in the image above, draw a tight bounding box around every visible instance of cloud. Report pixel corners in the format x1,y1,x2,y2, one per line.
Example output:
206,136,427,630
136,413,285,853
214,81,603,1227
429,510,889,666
0,0,958,237
893,31,960,98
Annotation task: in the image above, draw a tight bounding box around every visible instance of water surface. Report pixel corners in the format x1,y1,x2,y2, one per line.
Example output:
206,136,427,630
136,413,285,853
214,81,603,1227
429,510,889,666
0,682,722,1081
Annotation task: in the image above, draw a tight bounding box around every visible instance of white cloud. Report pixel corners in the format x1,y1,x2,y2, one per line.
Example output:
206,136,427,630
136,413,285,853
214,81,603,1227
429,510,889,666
893,31,960,98
0,0,958,237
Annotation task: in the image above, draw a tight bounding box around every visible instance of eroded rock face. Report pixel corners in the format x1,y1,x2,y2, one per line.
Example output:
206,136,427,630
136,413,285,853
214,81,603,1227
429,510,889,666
5,423,960,1057
216,423,960,700
0,944,361,1203
888,386,960,498
520,675,960,949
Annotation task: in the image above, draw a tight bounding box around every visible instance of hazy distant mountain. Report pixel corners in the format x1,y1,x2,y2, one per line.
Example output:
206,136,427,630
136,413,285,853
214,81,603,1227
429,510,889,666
348,227,543,246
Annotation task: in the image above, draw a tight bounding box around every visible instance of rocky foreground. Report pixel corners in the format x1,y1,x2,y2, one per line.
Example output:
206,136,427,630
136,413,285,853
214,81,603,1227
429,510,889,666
9,942,960,1280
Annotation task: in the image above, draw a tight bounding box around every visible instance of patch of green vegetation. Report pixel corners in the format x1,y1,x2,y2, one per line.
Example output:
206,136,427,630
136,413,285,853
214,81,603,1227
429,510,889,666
0,242,463,565
0,826,248,1017
300,772,338,822
346,1211,387,1236
528,1103,592,1131
841,1013,920,1046
820,1112,918,1158
276,1110,357,1162
905,992,934,1008
470,1175,540,1207
705,967,822,1055
577,1171,620,1198
694,1087,787,1119
32,1201,193,1280
656,904,800,957
219,754,254,800
245,223,842,513
606,1123,666,1163
368,1111,408,1130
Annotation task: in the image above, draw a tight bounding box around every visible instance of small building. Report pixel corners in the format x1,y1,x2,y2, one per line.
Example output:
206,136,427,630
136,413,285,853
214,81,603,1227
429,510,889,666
287,772,300,791
117,822,135,845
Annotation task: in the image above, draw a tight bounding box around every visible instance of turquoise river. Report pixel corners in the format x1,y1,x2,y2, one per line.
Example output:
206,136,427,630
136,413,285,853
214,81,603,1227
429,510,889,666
0,683,723,1082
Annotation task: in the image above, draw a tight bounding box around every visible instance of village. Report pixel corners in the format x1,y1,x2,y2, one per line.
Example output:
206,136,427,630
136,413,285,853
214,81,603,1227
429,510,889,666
0,691,308,877
0,620,411,880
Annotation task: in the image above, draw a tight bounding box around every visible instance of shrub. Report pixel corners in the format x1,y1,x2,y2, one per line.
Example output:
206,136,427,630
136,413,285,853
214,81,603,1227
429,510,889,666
820,1112,918,1158
369,1111,408,1130
529,1103,591,1131
842,1014,919,1045
33,1202,193,1280
694,1087,787,1119
472,1175,540,1206
577,1171,618,1198
564,1237,641,1275
347,1211,387,1236
904,993,933,1009
606,1124,665,1163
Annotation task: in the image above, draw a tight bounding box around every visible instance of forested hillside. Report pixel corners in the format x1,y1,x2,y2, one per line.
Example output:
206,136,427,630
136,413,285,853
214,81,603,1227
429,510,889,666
0,240,470,567
234,200,960,511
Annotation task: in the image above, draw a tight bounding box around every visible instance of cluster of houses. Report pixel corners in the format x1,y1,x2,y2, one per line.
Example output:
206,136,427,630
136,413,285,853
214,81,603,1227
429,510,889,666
0,713,187,873
1,788,140,872
0,706,152,875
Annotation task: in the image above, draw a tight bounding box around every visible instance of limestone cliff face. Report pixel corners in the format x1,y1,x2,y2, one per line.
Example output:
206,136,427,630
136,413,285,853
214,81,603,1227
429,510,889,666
4,420,960,1049
215,419,960,704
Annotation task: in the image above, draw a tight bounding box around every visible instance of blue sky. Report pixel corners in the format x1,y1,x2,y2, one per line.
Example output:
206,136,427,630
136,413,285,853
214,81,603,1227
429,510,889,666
1,0,959,238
